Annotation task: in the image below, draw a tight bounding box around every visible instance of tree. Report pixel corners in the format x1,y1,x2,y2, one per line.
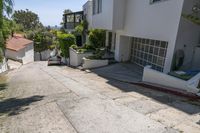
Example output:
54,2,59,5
33,31,54,60
0,0,13,62
12,9,43,30
58,33,75,58
88,29,106,48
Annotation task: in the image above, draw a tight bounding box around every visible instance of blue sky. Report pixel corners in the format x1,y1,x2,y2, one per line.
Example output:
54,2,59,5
13,0,88,26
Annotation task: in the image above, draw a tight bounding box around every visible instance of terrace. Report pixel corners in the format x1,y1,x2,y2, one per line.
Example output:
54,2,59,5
63,11,84,30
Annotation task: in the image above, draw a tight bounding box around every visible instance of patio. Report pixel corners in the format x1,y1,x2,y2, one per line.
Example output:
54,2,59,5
92,63,143,83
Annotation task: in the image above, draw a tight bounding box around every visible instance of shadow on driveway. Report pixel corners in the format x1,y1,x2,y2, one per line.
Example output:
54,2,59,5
0,95,44,116
107,80,200,115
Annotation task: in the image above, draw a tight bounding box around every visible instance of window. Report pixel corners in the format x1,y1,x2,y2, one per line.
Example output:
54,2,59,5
150,0,167,4
131,37,168,72
93,0,102,15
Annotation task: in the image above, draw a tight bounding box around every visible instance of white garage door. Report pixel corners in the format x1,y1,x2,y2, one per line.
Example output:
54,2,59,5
131,37,168,72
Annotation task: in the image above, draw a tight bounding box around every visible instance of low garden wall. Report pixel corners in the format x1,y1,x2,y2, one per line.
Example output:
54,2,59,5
69,48,93,67
142,66,200,94
82,57,108,69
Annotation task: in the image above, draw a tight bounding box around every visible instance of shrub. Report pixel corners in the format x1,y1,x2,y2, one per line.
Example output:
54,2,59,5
83,44,95,51
88,29,106,48
58,33,76,58
70,44,78,50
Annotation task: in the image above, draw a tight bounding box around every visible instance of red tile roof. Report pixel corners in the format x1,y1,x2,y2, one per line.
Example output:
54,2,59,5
6,35,33,51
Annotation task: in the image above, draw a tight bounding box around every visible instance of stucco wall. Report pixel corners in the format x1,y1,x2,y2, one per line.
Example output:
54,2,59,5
6,43,34,64
6,49,25,62
115,35,131,62
118,0,184,73
23,43,34,64
143,66,200,94
83,0,93,29
92,0,114,30
175,0,200,69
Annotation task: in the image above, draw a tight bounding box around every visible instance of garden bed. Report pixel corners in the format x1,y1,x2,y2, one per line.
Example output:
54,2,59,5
69,48,93,67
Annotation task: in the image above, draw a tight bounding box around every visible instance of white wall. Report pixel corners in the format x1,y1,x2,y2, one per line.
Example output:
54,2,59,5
92,0,185,72
92,0,126,30
6,49,25,62
92,0,114,30
175,0,200,69
143,66,200,94
118,0,184,73
34,50,51,61
83,0,93,29
112,0,126,30
23,43,34,64
6,43,34,64
69,48,93,67
115,35,131,62
175,18,200,68
0,58,8,74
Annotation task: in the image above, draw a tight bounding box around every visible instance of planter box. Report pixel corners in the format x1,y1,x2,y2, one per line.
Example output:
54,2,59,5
82,57,108,69
69,48,93,67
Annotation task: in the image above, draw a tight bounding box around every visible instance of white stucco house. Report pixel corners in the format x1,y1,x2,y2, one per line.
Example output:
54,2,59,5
92,0,200,73
6,35,34,65
89,0,200,94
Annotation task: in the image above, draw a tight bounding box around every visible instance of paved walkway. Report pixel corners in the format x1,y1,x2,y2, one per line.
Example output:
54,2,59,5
92,63,143,83
0,62,200,133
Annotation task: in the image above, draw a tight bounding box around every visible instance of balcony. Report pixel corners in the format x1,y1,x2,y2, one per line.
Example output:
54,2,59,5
63,11,84,30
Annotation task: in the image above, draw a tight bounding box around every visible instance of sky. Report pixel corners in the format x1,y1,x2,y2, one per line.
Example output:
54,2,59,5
13,0,88,26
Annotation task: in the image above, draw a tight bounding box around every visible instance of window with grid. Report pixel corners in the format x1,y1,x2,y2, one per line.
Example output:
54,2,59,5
131,37,168,72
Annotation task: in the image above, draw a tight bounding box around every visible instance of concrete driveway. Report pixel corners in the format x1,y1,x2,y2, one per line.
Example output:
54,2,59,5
0,62,200,133
92,63,143,83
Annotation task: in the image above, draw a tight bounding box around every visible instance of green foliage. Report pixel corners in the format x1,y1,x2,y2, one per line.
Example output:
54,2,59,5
58,33,76,58
88,29,106,48
0,17,18,51
74,20,88,36
0,47,3,62
2,0,13,16
75,24,84,35
83,44,95,51
182,14,200,25
0,0,13,53
49,40,59,50
12,9,43,30
87,48,106,60
70,44,78,50
0,55,3,62
33,31,54,53
70,43,95,54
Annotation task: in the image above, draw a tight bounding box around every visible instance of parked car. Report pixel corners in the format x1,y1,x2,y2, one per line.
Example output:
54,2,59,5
47,56,61,66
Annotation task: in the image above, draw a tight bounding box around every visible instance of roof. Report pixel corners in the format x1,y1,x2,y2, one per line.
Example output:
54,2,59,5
6,35,33,51
63,11,83,16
